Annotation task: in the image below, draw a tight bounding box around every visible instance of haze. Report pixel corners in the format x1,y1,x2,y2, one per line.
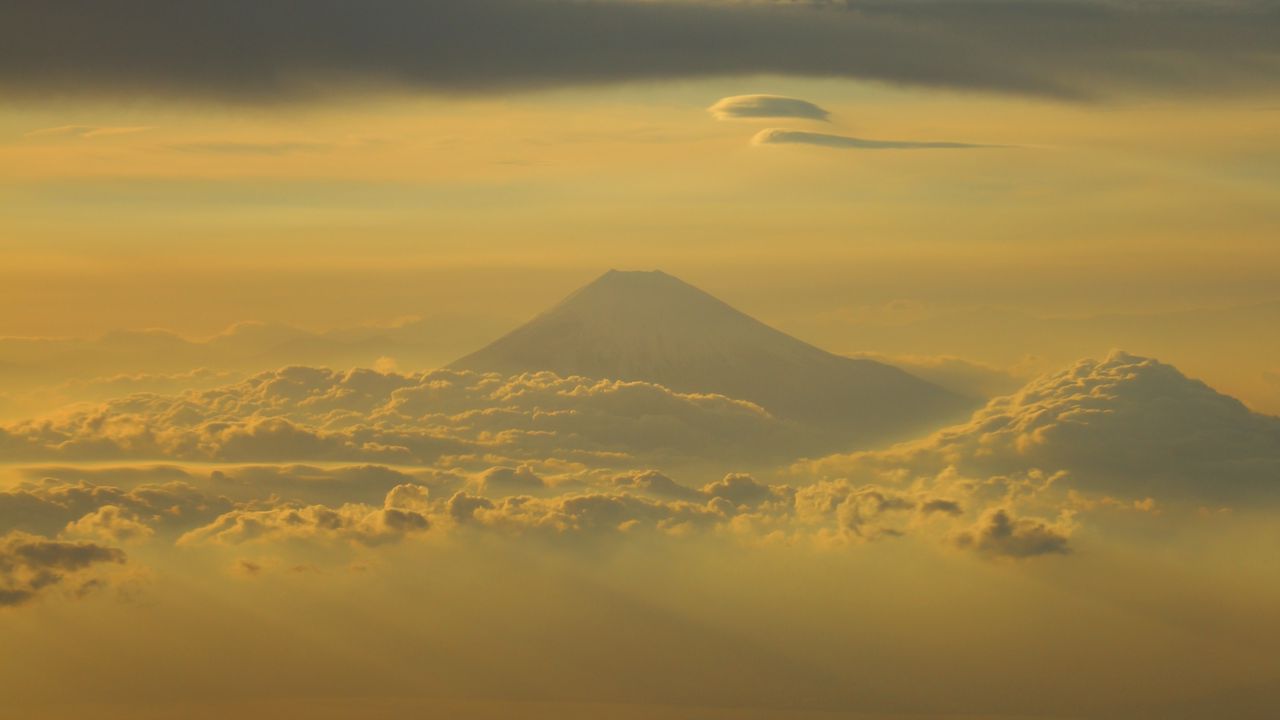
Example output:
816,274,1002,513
2,2,1278,719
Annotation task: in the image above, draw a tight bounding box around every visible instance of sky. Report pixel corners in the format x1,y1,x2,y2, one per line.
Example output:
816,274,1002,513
2,2,1279,718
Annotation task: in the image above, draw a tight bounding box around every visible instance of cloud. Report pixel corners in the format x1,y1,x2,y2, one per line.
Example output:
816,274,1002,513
165,141,332,156
792,479,962,543
0,466,465,552
0,477,235,538
708,95,830,121
0,532,126,607
752,128,988,150
178,483,431,547
435,470,999,552
206,464,457,506
23,125,153,139
1,463,1078,561
445,489,727,537
64,505,155,544
953,507,1073,558
701,473,781,508
1,1,1277,103
471,465,549,495
0,367,797,466
6,351,1272,565
800,351,1280,503
610,470,703,501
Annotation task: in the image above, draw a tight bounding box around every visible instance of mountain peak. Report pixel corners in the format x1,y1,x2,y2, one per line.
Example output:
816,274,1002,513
568,268,717,305
543,269,743,328
600,268,671,279
451,270,975,445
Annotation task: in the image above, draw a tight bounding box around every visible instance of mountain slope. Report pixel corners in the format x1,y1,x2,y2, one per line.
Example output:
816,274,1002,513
450,270,974,444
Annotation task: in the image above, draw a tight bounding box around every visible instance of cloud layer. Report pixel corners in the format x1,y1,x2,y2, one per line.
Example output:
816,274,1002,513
0,465,1031,562
2,0,1278,102
0,348,1274,613
0,367,798,466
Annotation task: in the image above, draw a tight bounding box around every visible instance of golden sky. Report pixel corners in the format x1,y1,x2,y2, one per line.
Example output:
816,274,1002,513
4,82,1279,410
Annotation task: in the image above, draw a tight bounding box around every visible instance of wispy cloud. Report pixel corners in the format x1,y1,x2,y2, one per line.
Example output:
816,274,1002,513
24,125,154,139
164,141,332,156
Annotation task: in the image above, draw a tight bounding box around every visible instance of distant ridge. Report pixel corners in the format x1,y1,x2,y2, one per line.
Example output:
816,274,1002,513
450,270,975,446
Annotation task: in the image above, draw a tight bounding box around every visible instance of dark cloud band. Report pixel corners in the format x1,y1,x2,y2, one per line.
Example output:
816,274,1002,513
1,0,1277,103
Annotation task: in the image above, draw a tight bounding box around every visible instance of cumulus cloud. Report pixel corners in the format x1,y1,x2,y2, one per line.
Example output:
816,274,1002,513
437,469,994,552
0,477,235,538
752,128,988,150
64,505,155,544
207,464,460,506
0,369,244,423
471,465,549,495
2,1,1277,102
953,508,1073,558
178,483,431,547
1,463,1077,562
611,470,703,501
0,532,126,607
0,466,462,552
708,95,830,121
429,465,971,547
2,464,868,550
801,351,1280,503
702,473,781,508
0,367,796,466
446,489,727,537
792,479,963,543
5,351,1269,566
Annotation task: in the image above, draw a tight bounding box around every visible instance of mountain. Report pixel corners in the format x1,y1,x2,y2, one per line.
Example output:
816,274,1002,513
450,270,975,444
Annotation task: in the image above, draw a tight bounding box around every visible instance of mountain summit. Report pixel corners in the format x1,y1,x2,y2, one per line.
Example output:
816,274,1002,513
450,270,974,445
